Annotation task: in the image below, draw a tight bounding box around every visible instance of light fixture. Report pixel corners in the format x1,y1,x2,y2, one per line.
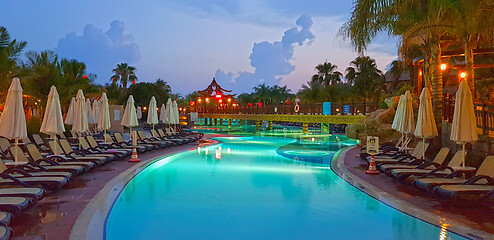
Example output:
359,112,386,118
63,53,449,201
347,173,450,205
440,63,447,71
460,72,466,78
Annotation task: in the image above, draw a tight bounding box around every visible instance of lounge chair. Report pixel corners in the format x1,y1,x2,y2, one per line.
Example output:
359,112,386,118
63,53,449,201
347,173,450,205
151,129,186,145
378,148,450,175
114,132,156,151
136,131,171,148
413,156,494,192
389,150,464,183
365,142,428,166
25,144,94,173
77,137,120,161
0,196,32,216
0,225,12,240
0,211,12,226
54,140,110,164
31,134,51,153
85,136,131,157
0,187,45,203
0,161,69,191
8,146,77,178
103,134,146,153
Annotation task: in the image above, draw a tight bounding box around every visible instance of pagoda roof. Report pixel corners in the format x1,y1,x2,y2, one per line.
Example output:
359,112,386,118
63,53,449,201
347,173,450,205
198,78,236,97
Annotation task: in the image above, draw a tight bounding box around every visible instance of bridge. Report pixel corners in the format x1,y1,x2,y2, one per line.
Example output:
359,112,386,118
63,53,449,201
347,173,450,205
190,102,376,133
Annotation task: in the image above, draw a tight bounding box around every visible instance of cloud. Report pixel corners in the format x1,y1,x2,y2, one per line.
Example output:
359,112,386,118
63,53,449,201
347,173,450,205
215,15,315,93
54,20,140,84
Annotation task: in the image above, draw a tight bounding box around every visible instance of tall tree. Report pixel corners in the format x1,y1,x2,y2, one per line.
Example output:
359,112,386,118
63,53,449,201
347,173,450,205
311,62,342,86
111,63,137,89
345,56,385,101
0,26,26,89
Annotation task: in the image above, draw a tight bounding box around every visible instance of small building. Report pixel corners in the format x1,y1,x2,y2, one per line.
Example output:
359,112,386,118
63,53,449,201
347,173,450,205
196,78,236,106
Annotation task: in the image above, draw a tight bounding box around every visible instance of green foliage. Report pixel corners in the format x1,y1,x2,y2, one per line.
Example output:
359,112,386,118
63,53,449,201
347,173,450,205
237,84,293,105
124,79,173,107
26,117,42,135
0,26,27,90
111,63,137,89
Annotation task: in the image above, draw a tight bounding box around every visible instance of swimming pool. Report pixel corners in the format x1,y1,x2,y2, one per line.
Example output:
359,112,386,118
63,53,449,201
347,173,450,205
106,136,466,240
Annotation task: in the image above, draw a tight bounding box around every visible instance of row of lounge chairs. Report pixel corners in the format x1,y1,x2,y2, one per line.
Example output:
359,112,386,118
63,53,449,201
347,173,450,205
0,127,202,239
360,142,494,205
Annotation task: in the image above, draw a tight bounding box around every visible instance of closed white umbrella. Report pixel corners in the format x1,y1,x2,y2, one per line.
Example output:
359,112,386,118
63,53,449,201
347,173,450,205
165,98,173,125
98,93,111,141
147,96,158,129
86,99,95,125
172,100,180,125
414,87,437,159
64,97,76,125
0,77,27,162
136,106,142,120
72,89,88,134
450,80,478,168
121,95,139,145
159,103,166,123
92,99,100,123
40,86,65,154
392,93,415,148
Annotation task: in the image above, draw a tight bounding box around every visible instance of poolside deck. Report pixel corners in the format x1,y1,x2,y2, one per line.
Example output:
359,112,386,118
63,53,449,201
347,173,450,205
337,146,494,239
10,140,209,240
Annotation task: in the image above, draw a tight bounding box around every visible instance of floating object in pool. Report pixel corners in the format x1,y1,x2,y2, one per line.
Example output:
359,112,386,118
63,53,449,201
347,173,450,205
365,155,380,175
129,146,140,162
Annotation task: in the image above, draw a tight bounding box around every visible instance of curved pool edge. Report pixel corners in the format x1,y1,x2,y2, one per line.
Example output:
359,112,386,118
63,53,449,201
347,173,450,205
331,146,491,240
69,140,220,240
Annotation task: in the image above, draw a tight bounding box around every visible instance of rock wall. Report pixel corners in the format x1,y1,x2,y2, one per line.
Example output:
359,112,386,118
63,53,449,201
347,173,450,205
346,108,401,144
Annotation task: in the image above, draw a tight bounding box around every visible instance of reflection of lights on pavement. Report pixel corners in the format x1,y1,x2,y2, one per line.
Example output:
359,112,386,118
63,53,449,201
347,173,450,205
311,137,315,142
215,150,222,159
227,148,231,154
197,147,201,154
439,222,450,240
205,149,208,155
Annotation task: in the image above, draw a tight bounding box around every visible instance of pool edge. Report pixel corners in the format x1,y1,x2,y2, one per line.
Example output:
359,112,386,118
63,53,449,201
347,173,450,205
331,146,491,240
69,140,220,240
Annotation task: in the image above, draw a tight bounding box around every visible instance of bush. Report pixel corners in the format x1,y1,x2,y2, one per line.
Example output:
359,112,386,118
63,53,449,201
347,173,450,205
26,117,42,135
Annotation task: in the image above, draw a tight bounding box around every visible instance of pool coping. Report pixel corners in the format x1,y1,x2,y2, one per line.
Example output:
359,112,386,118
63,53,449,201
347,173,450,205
331,146,491,240
69,140,219,240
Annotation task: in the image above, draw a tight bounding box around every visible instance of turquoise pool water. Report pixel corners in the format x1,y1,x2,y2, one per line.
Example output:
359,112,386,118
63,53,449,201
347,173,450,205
106,136,466,240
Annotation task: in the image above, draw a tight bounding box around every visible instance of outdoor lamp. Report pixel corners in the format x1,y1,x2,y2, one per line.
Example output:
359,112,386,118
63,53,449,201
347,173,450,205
460,72,466,78
440,64,447,71
143,107,147,111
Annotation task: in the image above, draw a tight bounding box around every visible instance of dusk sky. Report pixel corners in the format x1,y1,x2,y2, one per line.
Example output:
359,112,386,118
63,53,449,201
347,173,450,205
1,0,398,95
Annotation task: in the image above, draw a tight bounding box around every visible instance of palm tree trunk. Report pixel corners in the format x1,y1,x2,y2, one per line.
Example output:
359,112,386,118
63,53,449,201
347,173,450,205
464,40,475,95
423,54,432,89
431,43,443,127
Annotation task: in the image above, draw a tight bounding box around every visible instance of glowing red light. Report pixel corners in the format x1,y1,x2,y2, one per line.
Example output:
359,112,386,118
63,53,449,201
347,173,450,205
258,102,263,107
215,94,222,98
83,75,87,79
132,80,136,84
190,101,196,106
248,103,253,107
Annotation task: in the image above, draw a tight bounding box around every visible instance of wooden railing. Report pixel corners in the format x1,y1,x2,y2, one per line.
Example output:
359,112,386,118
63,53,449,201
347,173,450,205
443,93,494,135
192,101,379,116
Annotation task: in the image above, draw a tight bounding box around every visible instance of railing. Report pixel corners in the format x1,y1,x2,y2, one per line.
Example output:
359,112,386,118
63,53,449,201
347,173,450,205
191,101,379,116
443,93,494,135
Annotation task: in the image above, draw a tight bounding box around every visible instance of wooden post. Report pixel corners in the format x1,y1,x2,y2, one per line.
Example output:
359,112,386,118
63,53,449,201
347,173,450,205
303,122,308,134
228,119,232,128
239,119,243,126
255,120,260,130
220,119,223,126
268,121,273,130
482,100,487,135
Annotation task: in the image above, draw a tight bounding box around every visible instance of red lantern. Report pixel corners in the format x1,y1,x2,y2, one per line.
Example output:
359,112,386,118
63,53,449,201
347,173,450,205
190,101,196,106
248,103,253,107
83,75,88,79
258,102,263,107
132,80,137,84
215,94,222,99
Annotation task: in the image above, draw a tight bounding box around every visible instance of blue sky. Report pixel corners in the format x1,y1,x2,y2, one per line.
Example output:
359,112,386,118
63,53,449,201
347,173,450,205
1,0,398,95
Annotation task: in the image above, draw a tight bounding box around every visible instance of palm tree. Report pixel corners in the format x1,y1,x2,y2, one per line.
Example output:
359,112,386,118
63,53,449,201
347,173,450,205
311,62,342,86
345,56,384,101
0,27,26,88
111,63,137,88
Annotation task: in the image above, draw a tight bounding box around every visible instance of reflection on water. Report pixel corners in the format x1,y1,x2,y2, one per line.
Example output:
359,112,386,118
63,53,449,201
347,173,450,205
107,136,467,240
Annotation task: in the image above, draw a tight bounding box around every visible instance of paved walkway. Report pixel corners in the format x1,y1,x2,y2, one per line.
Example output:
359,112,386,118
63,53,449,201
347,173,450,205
339,147,494,239
10,141,208,240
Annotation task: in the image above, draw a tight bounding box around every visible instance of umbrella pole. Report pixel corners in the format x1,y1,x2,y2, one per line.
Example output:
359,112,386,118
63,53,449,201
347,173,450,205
14,139,18,162
462,143,466,168
422,138,426,160
104,129,107,143
53,134,57,155
130,127,133,146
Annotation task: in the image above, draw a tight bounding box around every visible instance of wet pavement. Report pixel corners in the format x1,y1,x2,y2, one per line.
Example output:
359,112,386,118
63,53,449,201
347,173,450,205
10,142,203,240
343,147,494,236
